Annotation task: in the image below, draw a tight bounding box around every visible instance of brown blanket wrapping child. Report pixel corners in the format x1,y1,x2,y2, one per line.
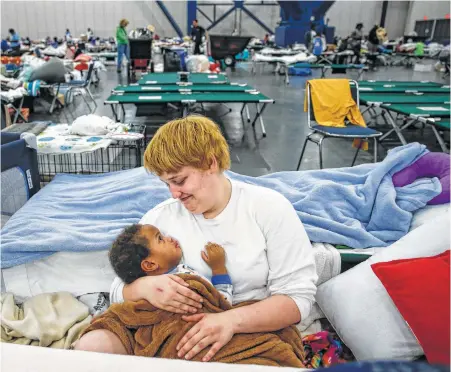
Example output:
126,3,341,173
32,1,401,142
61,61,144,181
81,274,306,367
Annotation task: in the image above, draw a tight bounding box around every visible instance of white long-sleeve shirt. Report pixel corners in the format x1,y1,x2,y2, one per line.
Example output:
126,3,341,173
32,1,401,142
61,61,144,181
110,179,318,320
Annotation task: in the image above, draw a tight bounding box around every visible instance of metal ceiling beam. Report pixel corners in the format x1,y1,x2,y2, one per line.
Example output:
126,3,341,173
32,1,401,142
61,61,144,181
206,6,235,31
198,7,213,24
241,6,273,34
156,1,183,38
201,0,274,33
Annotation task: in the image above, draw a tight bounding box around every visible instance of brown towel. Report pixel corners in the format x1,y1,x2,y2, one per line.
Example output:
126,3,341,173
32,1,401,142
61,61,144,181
81,274,306,367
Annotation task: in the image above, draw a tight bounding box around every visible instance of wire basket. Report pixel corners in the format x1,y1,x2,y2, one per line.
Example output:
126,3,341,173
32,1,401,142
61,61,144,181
37,124,146,184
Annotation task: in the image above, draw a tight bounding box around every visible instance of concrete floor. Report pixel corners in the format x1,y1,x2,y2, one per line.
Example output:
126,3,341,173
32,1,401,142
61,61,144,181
30,59,449,177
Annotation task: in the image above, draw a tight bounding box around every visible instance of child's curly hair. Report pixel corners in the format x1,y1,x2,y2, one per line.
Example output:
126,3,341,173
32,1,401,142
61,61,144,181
109,224,150,284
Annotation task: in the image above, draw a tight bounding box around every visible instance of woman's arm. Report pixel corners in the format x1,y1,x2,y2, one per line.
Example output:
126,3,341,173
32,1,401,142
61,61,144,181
227,294,300,333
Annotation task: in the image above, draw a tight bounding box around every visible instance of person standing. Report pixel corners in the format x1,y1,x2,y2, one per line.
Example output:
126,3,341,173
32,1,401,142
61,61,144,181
8,29,20,51
65,28,72,41
87,27,93,41
350,23,364,64
191,19,206,55
368,25,380,53
116,19,130,73
304,24,316,52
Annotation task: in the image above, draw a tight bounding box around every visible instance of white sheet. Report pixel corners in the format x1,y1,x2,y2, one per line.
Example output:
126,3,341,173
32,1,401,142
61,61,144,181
2,343,308,372
253,52,317,65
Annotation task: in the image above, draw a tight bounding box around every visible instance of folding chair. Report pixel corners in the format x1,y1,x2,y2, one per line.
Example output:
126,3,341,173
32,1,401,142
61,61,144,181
297,80,382,170
1,95,27,125
63,62,98,114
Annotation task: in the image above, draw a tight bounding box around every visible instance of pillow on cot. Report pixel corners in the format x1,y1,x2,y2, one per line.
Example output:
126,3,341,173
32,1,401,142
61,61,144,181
371,250,450,365
392,152,450,205
29,57,67,84
74,54,92,63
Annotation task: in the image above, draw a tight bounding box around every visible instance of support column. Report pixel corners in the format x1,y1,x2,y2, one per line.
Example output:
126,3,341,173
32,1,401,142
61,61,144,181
380,0,388,27
187,1,197,35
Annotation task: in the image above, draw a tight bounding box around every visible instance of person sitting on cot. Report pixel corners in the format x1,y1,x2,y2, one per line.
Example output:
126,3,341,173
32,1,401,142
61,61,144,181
109,224,233,305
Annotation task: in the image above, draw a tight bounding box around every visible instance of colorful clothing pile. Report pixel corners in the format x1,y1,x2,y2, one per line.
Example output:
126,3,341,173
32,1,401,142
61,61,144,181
302,331,346,369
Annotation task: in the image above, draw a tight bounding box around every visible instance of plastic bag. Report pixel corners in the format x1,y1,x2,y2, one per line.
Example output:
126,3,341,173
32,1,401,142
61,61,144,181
186,55,210,73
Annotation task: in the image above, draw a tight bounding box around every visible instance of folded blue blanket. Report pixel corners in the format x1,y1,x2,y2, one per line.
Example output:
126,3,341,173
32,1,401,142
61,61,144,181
1,143,441,268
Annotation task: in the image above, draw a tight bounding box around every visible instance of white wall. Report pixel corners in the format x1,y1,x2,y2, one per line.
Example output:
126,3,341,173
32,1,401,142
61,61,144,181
2,0,448,43
404,0,450,34
326,1,383,38
385,1,410,39
0,0,279,41
0,1,187,40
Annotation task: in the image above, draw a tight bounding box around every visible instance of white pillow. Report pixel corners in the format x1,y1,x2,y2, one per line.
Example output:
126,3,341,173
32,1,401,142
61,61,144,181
2,251,115,301
410,203,450,232
316,213,450,361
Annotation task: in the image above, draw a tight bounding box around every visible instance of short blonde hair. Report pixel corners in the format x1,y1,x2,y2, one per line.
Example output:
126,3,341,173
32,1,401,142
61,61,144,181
144,116,230,176
120,19,129,27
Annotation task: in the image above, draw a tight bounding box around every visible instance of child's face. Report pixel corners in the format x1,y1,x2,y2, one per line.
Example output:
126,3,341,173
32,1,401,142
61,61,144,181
139,225,183,274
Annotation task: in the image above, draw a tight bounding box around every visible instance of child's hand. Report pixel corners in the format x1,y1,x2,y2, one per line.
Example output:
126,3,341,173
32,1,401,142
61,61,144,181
201,243,227,275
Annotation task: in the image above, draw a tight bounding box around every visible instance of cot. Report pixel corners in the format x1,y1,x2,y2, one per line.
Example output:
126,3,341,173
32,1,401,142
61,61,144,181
105,91,274,138
112,83,256,94
358,86,450,94
376,103,450,152
359,80,442,87
391,52,421,67
360,91,450,150
360,93,450,106
284,63,367,84
138,72,230,85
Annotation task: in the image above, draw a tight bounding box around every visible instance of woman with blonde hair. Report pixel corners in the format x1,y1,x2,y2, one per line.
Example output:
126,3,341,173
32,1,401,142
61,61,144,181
75,116,317,361
116,18,129,73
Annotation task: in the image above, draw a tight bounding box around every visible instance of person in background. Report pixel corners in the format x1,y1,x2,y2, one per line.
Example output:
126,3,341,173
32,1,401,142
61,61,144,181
263,33,269,45
8,29,20,51
304,24,316,52
312,33,324,57
65,29,72,41
87,27,93,41
368,25,380,53
191,19,206,55
52,37,59,48
116,18,130,73
350,23,364,64
1,38,10,53
23,37,31,46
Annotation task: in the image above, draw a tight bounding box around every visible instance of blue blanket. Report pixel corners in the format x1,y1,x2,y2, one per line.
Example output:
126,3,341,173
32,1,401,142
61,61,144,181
1,143,441,268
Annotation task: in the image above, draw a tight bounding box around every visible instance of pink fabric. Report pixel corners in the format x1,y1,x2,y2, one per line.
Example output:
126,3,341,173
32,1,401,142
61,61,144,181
393,152,450,205
74,54,92,62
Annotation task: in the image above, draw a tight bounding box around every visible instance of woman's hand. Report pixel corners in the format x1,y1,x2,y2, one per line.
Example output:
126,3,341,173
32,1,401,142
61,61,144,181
124,275,203,314
177,312,236,362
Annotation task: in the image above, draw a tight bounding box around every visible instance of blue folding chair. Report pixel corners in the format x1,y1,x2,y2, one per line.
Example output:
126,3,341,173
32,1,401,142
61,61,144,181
296,79,382,170
63,62,97,114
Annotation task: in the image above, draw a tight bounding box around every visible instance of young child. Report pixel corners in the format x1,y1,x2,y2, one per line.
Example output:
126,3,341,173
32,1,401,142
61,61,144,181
109,224,233,304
